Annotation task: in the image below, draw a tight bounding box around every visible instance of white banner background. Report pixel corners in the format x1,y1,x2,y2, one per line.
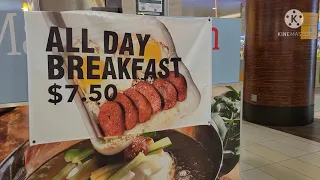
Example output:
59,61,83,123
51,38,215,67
25,12,212,145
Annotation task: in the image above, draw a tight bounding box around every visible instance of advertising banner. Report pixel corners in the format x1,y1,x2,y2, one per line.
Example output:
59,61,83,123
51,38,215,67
24,12,212,145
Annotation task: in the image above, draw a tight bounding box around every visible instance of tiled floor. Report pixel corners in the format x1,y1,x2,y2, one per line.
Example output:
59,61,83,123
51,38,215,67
240,120,320,180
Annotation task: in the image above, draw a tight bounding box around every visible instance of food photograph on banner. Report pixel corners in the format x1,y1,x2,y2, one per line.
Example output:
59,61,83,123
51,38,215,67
0,108,223,180
212,84,241,180
0,5,242,180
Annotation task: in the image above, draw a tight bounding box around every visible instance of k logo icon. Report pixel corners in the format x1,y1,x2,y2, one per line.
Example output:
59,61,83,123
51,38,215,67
285,9,304,29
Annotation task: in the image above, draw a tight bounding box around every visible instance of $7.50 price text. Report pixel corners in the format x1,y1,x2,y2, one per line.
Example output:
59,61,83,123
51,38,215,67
48,83,117,105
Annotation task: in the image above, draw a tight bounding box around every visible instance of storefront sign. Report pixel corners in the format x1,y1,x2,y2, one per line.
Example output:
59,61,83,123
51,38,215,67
171,17,241,84
0,11,28,106
212,18,241,84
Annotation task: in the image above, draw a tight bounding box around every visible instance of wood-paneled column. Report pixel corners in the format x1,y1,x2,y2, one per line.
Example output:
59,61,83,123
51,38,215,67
244,0,319,126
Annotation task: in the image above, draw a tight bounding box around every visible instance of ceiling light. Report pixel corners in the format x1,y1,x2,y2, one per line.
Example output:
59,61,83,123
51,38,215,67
22,2,29,11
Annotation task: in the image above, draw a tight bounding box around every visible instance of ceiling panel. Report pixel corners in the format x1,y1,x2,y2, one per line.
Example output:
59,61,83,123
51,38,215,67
180,0,242,17
0,0,244,17
181,0,214,17
217,0,243,17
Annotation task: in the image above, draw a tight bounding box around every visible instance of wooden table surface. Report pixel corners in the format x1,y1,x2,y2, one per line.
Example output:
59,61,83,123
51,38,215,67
0,106,29,163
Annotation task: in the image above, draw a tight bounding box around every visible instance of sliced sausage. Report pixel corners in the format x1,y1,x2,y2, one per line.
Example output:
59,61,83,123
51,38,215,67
167,71,188,102
153,78,178,110
98,101,125,136
135,81,162,114
115,93,138,130
124,88,152,123
124,136,152,161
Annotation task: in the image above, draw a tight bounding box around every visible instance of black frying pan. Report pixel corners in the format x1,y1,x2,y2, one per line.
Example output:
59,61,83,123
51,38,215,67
156,126,223,180
0,125,223,180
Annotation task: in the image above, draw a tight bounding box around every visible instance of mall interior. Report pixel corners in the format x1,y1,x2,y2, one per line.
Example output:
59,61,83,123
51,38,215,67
1,0,320,180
